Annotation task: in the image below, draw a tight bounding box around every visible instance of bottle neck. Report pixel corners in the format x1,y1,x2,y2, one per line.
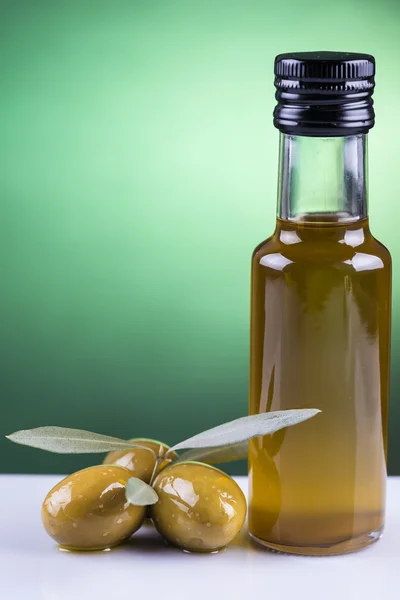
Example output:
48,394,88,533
277,133,368,223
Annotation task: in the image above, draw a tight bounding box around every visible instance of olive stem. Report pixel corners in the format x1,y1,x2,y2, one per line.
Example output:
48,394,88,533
149,444,177,487
149,458,161,487
149,444,169,487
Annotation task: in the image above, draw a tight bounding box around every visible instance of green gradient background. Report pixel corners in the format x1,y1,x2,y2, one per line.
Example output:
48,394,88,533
1,0,399,475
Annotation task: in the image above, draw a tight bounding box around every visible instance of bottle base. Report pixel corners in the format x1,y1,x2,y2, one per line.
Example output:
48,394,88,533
249,527,383,556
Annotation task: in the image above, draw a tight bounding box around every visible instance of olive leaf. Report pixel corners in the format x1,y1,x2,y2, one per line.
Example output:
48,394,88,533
6,427,156,455
125,477,159,506
170,409,320,452
173,441,249,465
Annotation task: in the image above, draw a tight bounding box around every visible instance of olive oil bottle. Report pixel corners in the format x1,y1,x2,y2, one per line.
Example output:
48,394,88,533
249,52,391,555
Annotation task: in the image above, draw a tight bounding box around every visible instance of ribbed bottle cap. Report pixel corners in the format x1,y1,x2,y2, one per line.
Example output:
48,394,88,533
274,51,375,136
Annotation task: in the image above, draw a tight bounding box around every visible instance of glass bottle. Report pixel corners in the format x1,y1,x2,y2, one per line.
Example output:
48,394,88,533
248,52,391,556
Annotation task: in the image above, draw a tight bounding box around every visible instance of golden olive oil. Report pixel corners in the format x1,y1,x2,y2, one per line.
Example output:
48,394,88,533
249,217,391,554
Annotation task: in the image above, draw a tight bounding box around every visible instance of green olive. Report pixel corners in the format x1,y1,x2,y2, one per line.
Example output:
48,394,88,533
103,439,174,483
151,462,247,553
41,465,145,551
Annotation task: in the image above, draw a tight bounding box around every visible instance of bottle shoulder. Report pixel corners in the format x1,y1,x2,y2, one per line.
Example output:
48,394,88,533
368,235,392,265
252,235,279,262
251,227,391,274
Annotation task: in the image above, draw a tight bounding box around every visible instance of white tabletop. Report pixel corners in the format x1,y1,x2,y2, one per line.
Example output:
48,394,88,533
1,475,399,600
